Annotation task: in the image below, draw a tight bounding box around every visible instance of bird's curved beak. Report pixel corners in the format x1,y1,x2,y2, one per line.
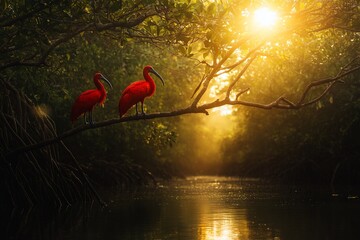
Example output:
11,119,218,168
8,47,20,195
149,68,165,86
100,74,113,89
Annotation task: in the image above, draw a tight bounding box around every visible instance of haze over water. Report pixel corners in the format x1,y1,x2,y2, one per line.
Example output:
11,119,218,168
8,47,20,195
2,176,360,240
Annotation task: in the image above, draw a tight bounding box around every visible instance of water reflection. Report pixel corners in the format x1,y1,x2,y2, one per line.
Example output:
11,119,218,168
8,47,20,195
172,176,278,240
1,176,360,240
197,211,249,240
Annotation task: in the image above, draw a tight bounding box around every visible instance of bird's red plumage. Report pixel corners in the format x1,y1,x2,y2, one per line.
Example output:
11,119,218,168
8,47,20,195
119,66,158,117
71,90,104,122
119,80,152,117
70,73,108,123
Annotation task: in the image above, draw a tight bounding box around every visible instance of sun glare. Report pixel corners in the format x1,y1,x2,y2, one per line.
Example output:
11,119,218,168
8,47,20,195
253,7,278,29
213,105,234,116
209,73,236,116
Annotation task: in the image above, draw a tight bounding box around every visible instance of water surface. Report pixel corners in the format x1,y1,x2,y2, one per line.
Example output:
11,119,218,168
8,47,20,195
2,176,360,239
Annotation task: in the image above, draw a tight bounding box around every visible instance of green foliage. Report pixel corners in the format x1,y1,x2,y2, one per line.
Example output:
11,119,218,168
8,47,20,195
1,0,359,185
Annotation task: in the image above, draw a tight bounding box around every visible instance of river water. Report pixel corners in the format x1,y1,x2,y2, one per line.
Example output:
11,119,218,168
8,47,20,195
2,176,360,239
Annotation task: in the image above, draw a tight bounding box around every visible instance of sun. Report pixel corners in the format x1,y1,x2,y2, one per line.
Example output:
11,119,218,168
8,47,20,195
253,7,278,29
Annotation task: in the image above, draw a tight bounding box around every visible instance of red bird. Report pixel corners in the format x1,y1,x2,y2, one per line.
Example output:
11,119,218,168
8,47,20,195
71,72,112,124
119,65,164,117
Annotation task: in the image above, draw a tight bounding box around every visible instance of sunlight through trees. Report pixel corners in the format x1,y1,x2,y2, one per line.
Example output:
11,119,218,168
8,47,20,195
1,0,359,208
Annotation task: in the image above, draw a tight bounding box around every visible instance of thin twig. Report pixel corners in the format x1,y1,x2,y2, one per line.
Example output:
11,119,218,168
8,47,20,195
226,56,258,99
297,65,360,105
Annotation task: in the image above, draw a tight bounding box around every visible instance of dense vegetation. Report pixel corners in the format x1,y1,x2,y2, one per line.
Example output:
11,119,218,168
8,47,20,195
1,0,359,207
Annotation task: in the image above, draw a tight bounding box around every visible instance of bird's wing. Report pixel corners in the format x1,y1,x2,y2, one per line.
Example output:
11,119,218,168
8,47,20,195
119,81,150,116
70,90,101,121
122,81,151,102
122,81,150,95
76,90,101,107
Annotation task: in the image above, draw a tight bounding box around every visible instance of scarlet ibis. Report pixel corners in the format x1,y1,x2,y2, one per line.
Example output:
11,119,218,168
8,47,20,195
70,72,113,124
119,65,164,117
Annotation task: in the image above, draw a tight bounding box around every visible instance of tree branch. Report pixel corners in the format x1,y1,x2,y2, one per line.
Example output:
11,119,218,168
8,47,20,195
226,55,258,99
0,10,156,71
3,2,360,160
0,2,53,28
94,11,156,31
0,23,93,70
191,35,253,107
297,65,360,106
6,62,360,158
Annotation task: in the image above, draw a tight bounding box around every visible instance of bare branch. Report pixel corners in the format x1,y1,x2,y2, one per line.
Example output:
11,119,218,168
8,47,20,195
337,56,360,77
297,65,360,106
226,56,258,99
191,35,253,107
300,80,344,107
278,97,296,108
221,41,265,73
235,88,250,100
191,73,207,99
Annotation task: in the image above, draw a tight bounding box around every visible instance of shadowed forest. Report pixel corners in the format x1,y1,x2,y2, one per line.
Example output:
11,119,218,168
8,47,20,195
1,0,360,209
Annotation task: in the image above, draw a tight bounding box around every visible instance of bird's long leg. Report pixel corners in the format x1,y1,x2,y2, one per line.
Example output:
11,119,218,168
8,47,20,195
89,110,93,125
83,112,88,125
141,101,145,115
135,103,139,116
